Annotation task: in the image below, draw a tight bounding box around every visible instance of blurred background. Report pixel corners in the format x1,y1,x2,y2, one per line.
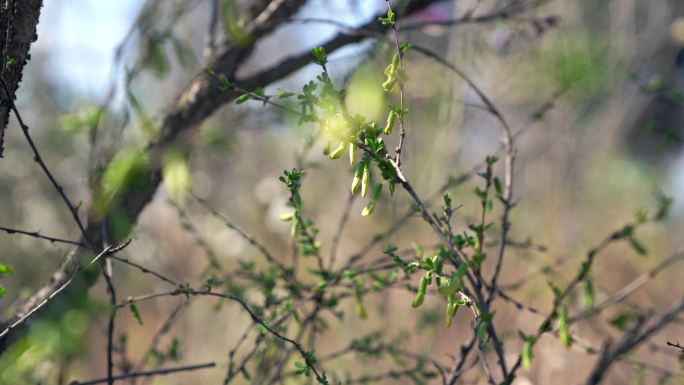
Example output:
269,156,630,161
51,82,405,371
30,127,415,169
0,0,683,384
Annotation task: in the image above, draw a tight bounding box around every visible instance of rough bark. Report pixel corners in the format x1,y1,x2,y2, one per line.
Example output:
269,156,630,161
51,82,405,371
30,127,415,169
0,0,44,157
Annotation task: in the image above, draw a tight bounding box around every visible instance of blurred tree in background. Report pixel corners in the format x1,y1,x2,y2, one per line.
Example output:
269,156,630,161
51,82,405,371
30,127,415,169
0,1,683,384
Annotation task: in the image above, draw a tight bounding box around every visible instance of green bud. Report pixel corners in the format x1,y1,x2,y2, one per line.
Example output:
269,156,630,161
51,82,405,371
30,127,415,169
349,143,357,166
522,339,534,370
355,301,367,319
362,184,382,216
328,142,345,159
411,290,425,308
351,162,364,196
418,275,430,292
361,161,370,198
559,306,570,348
384,110,396,135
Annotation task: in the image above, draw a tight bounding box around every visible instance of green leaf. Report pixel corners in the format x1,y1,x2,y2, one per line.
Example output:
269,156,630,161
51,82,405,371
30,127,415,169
0,263,14,276
476,322,487,342
559,306,571,348
96,149,150,213
129,302,143,325
0,285,6,297
349,143,357,166
311,47,327,67
220,0,251,46
655,192,673,220
240,367,252,380
493,177,503,195
437,275,461,297
162,149,191,203
633,208,648,223
218,73,232,92
384,110,396,135
328,142,345,159
361,184,382,216
609,311,635,331
399,42,414,54
145,36,169,77
411,290,426,308
378,9,395,25
361,160,370,198
522,338,535,370
583,277,594,310
235,94,250,104
628,237,648,256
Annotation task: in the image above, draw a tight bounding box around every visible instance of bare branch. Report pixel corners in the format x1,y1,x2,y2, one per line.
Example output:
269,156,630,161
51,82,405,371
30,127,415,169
68,362,216,385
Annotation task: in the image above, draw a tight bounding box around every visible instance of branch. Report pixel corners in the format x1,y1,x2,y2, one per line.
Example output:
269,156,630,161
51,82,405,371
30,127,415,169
68,362,216,385
0,0,44,157
0,0,447,357
584,298,684,385
0,225,88,248
0,240,131,341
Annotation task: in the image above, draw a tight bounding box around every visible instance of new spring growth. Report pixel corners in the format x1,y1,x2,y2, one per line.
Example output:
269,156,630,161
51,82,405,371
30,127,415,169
384,109,396,135
353,278,367,319
351,159,366,196
445,293,461,328
412,275,431,308
361,160,370,198
522,337,536,370
559,306,571,348
348,143,356,166
328,142,345,159
362,184,382,216
382,53,401,92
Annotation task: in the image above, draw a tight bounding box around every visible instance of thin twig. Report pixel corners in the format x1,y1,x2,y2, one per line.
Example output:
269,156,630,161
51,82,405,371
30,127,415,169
69,362,216,385
0,225,89,248
0,77,92,248
0,240,131,339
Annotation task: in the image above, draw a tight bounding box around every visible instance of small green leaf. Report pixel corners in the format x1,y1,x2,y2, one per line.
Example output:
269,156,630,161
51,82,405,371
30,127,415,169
129,302,143,325
351,161,364,196
328,142,345,159
0,263,14,276
559,306,570,348
220,0,252,46
311,47,327,67
493,177,503,195
628,237,648,256
240,367,251,380
522,338,535,370
655,192,673,221
162,149,191,203
361,184,382,216
361,160,370,198
411,290,426,308
609,311,635,331
384,110,396,135
349,143,357,166
633,208,648,223
218,73,232,92
583,277,594,310
477,322,487,342
399,42,414,54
